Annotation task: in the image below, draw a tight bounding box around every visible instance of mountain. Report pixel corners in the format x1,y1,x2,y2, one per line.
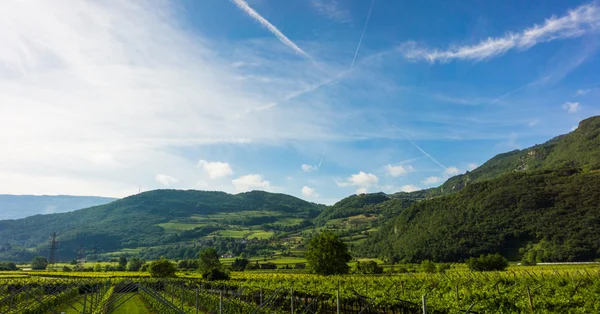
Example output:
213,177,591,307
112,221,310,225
362,116,600,263
0,195,117,220
0,190,324,261
438,116,600,195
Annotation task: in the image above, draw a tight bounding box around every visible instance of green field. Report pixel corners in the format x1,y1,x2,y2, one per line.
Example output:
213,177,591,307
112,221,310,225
247,231,274,239
157,222,206,230
110,293,154,314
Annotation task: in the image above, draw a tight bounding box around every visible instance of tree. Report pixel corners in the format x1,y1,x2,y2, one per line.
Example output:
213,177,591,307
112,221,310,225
148,259,177,278
198,248,229,280
31,256,48,270
420,260,437,273
467,254,509,271
356,261,383,274
118,256,127,268
305,232,351,275
198,248,221,273
128,258,145,271
232,258,249,271
94,263,103,272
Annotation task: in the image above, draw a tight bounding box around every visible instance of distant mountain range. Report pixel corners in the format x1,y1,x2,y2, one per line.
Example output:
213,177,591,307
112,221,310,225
0,195,117,220
0,116,599,263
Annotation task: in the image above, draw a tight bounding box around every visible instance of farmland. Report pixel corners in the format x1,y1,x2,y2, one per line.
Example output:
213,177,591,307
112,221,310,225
1,263,599,313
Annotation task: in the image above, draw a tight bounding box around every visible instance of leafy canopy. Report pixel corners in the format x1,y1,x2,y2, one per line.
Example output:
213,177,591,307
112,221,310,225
305,231,351,275
31,256,48,270
148,259,177,278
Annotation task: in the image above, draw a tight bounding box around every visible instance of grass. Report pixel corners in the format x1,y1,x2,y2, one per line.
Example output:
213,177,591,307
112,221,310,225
247,231,274,240
215,229,250,238
157,222,206,230
110,293,155,314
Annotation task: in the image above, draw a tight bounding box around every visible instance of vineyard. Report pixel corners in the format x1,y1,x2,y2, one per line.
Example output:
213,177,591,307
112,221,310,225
1,267,599,313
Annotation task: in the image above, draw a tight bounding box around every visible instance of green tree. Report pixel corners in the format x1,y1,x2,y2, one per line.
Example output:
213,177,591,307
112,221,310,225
118,256,127,268
198,248,221,273
94,263,103,272
148,259,177,278
127,258,145,271
198,248,229,280
356,261,383,274
420,260,437,273
467,254,509,271
305,232,351,275
232,258,249,271
31,256,48,270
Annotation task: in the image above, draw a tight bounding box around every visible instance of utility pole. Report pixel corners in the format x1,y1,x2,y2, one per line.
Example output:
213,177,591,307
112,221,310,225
49,232,59,266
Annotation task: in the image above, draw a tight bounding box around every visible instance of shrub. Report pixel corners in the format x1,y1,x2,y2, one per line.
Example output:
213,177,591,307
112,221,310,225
356,261,383,274
31,256,48,270
437,263,451,273
148,259,177,278
202,268,230,281
467,254,508,271
420,260,437,273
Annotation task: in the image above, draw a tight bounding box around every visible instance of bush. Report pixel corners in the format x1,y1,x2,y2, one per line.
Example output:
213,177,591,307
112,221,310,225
148,259,177,278
356,261,383,274
31,256,48,270
467,254,508,271
62,266,72,272
232,258,249,271
420,260,437,273
437,263,451,273
0,262,18,271
202,268,230,281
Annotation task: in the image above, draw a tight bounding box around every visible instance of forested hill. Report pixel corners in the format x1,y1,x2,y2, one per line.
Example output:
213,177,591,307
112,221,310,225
0,195,117,220
361,116,600,263
0,190,324,261
437,115,600,195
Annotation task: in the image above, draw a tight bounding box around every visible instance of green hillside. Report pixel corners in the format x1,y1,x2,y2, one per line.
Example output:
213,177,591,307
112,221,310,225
438,115,600,194
0,190,324,261
361,116,600,263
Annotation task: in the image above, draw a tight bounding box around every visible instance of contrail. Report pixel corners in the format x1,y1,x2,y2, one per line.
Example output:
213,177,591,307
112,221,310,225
317,158,323,168
396,127,447,171
231,0,310,58
350,0,375,69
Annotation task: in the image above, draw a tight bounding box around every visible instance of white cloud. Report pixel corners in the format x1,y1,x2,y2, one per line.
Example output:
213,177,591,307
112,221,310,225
155,174,178,186
400,3,600,63
384,164,414,177
232,174,270,192
528,119,540,127
231,0,309,57
336,172,379,191
197,160,234,179
301,164,318,172
422,176,443,185
400,185,420,192
348,171,379,187
444,167,460,176
0,0,349,197
310,0,351,23
356,187,369,194
576,88,591,96
570,125,578,131
467,163,478,171
301,186,318,197
562,102,580,113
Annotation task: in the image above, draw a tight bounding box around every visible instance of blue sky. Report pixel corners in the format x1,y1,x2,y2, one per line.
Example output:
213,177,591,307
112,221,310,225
1,0,599,204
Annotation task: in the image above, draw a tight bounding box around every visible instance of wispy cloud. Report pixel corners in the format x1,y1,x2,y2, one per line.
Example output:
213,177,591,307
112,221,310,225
395,128,447,170
231,0,310,57
400,3,600,63
350,0,375,69
310,0,351,23
562,101,581,113
155,174,178,186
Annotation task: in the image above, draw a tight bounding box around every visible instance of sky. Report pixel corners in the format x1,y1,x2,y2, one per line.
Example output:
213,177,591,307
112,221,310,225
1,0,599,205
